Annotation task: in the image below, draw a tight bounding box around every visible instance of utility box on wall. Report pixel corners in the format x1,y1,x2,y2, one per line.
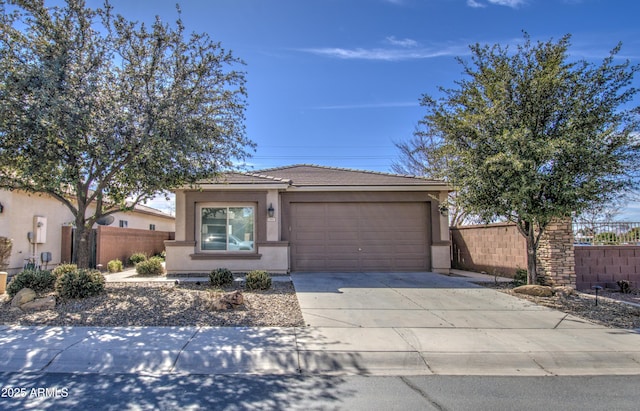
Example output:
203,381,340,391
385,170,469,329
32,216,47,244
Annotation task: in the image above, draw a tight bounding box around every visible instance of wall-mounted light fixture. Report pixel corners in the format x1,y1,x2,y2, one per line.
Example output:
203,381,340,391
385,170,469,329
0,202,3,213
267,203,275,218
439,204,448,216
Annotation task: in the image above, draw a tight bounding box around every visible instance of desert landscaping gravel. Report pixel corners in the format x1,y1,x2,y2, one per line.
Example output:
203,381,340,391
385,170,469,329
0,281,305,327
486,283,640,329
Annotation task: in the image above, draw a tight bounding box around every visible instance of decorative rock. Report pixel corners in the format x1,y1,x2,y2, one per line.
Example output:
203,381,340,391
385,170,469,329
553,286,575,298
210,300,233,311
21,295,56,311
21,296,56,311
513,285,553,297
209,290,244,311
11,288,36,308
221,290,244,306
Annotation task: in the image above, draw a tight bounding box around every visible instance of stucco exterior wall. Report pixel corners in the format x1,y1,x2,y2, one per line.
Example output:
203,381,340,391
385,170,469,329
165,242,289,274
167,186,451,274
0,190,174,273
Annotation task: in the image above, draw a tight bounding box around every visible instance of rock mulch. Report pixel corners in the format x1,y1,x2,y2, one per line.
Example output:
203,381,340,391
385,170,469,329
0,281,304,327
484,282,640,330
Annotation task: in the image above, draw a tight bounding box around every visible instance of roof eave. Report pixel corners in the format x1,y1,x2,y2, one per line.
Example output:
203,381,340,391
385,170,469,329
286,184,452,192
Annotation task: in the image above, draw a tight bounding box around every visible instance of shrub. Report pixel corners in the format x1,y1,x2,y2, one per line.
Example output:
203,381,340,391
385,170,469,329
245,270,271,290
209,268,234,287
107,259,123,273
56,269,105,299
135,257,164,276
513,268,528,286
129,252,147,266
0,237,12,269
594,232,618,245
7,269,56,297
52,263,78,278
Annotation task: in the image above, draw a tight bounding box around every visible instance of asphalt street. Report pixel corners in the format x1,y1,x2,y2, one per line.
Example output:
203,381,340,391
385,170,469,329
1,373,639,411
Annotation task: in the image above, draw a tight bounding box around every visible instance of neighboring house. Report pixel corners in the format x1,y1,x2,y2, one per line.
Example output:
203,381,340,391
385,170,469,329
0,189,175,273
165,164,451,274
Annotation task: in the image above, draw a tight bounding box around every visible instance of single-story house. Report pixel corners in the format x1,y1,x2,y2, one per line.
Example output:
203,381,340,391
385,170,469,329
165,164,451,274
0,189,175,273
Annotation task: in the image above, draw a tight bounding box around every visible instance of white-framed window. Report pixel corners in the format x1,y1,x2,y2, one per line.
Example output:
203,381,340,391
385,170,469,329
149,224,156,231
119,220,128,228
198,204,255,252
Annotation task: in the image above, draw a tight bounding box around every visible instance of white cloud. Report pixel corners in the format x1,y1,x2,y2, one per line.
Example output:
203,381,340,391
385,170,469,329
489,0,527,7
385,36,419,48
468,0,527,8
299,44,466,61
467,0,487,8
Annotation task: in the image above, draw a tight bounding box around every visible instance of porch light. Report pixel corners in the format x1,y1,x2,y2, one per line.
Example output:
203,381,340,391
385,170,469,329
0,202,3,213
267,203,275,218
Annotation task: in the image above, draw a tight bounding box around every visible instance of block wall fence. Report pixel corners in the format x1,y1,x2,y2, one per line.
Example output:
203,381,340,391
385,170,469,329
62,225,175,268
451,220,640,290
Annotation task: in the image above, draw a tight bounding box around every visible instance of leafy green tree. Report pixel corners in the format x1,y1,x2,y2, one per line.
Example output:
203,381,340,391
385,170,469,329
0,0,253,267
416,33,639,284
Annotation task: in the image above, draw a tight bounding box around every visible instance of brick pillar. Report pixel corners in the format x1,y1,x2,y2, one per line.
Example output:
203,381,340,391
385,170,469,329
536,218,576,287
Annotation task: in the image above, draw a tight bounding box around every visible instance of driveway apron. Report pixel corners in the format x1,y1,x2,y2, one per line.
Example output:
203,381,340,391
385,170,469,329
291,272,640,376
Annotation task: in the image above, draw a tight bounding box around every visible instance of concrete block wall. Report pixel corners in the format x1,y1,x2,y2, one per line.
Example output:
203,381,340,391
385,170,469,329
450,223,527,277
575,246,640,290
96,226,174,268
61,225,175,268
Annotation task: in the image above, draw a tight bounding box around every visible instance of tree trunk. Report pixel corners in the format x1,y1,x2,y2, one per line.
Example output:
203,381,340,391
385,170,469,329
526,236,538,285
73,212,93,269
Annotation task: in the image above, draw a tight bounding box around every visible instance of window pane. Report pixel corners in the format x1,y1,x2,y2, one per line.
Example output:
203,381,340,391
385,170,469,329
228,207,254,251
201,207,227,250
200,206,255,251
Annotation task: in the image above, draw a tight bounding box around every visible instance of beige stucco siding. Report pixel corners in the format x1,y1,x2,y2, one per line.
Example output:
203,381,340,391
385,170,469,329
0,190,175,273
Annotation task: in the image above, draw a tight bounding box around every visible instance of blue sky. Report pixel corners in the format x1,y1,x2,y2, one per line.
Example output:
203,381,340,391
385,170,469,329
87,0,640,218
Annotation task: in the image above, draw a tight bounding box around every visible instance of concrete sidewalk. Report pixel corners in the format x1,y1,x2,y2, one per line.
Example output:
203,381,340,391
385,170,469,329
1,271,639,377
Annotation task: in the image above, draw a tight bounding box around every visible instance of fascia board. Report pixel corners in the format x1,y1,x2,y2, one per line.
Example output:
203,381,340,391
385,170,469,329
285,185,452,192
179,183,291,191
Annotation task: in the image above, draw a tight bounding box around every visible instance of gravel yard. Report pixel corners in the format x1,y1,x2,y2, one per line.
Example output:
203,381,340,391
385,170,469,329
0,281,304,327
484,282,640,330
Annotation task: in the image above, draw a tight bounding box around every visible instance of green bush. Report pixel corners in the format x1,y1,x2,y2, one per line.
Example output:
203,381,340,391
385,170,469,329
245,270,271,290
52,263,78,278
594,232,618,245
7,269,57,297
129,252,147,266
513,268,528,286
209,268,234,287
135,257,164,276
107,259,123,273
55,269,105,299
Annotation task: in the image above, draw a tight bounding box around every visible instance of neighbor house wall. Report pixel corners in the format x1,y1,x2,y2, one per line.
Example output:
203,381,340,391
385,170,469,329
0,191,71,273
1,189,174,273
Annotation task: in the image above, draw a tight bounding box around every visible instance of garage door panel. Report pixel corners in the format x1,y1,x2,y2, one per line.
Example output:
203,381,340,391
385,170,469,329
291,202,430,271
327,231,359,241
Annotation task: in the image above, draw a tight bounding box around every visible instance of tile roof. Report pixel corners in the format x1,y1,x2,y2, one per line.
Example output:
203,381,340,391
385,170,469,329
213,164,446,187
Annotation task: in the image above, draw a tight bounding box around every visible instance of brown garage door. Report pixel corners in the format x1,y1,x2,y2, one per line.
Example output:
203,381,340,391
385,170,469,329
290,202,430,271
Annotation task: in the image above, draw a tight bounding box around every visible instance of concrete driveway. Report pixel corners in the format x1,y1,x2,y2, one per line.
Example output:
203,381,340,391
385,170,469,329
291,271,640,375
